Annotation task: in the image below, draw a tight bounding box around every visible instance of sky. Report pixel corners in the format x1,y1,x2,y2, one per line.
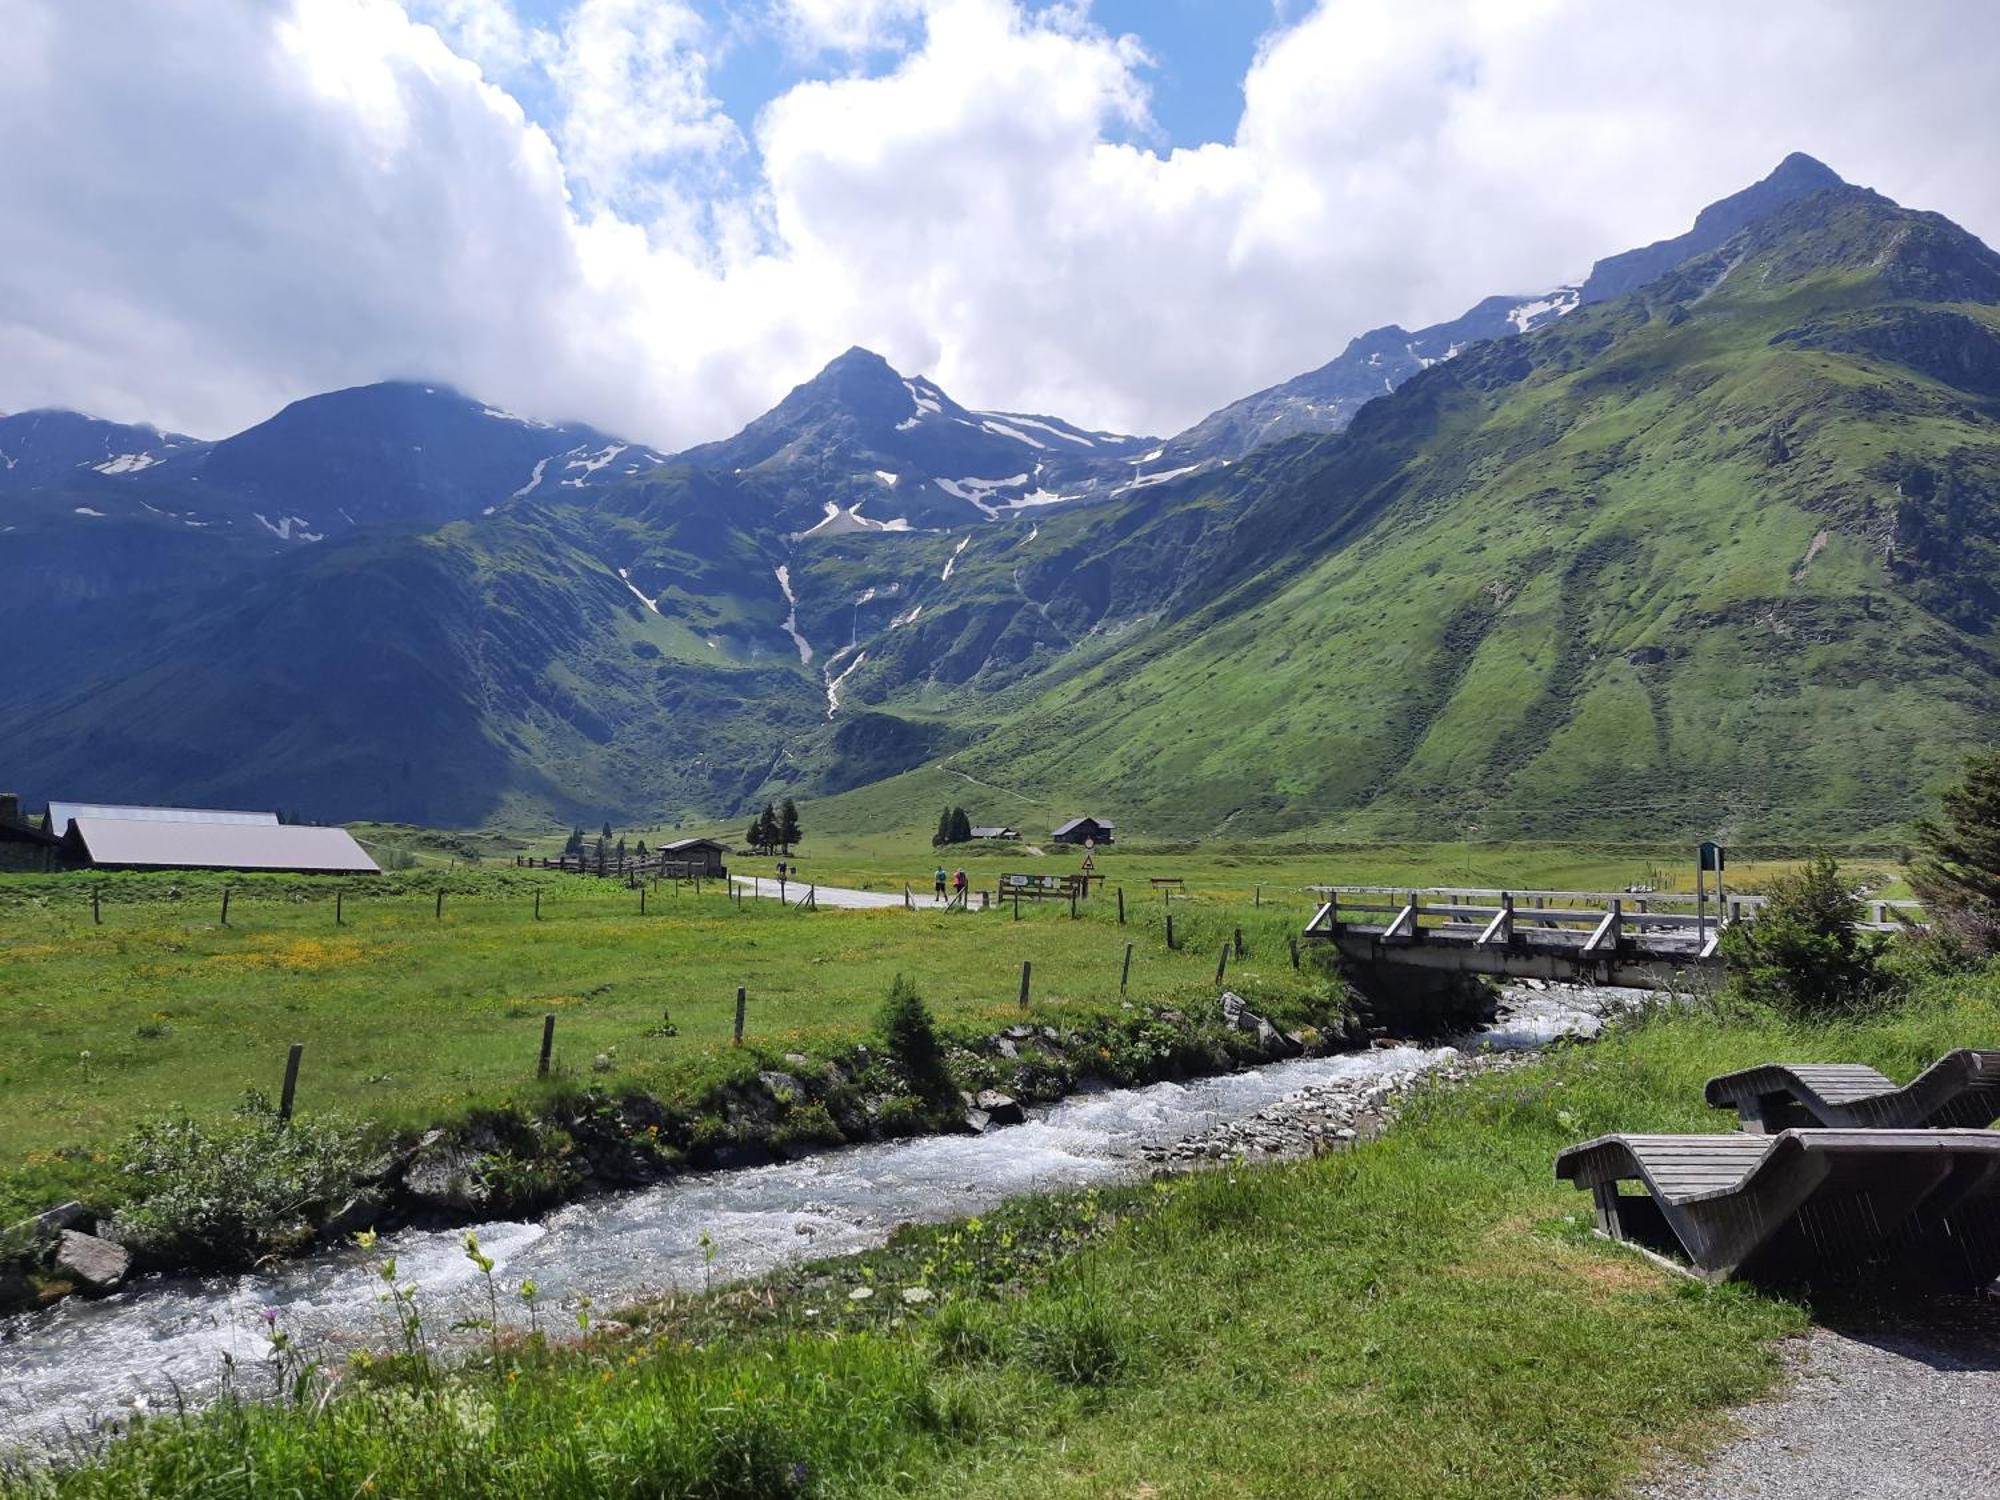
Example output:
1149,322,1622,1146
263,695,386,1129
2,0,1998,449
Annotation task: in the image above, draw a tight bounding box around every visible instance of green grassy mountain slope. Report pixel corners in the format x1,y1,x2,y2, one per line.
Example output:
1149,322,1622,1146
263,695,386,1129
852,185,2000,840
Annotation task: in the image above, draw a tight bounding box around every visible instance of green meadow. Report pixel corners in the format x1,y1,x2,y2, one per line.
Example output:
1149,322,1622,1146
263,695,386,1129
0,863,1321,1224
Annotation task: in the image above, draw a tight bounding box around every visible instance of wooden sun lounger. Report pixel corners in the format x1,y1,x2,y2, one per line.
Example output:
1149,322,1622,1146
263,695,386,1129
1555,1128,2000,1288
1704,1049,2000,1132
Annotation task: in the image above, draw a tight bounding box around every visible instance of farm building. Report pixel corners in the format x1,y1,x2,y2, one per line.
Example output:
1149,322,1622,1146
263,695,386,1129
1050,816,1114,847
660,836,729,876
43,801,279,838
42,800,379,874
0,793,63,872
969,826,1020,840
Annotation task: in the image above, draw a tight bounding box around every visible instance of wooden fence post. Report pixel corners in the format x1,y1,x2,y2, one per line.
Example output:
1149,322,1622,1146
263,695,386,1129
1254,884,1261,908
734,986,747,1046
1120,941,1133,996
640,884,647,916
335,890,344,926
1069,887,1078,920
1234,926,1244,957
1215,944,1229,984
1166,911,1176,950
1013,889,1021,921
1117,886,1125,925
534,889,542,922
435,889,445,921
1018,960,1032,1010
220,888,231,927
278,1043,304,1124
1289,935,1300,969
538,1014,556,1078
92,887,101,926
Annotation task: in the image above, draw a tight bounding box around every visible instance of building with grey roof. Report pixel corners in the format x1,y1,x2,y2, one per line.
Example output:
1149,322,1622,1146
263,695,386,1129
61,817,379,875
42,802,279,839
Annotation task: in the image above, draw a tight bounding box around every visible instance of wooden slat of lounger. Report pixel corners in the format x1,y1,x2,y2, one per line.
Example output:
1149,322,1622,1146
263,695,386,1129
1621,1135,1776,1203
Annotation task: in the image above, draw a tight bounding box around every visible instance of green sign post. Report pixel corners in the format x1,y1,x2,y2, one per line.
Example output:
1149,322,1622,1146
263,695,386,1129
1697,842,1727,943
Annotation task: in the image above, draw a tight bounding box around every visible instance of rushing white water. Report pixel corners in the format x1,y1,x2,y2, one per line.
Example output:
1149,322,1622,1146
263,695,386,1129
0,988,1621,1451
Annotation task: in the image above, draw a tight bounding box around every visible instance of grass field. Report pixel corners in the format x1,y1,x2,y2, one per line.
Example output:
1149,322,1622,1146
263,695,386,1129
20,967,1998,1499
0,835,1907,1225
0,866,1321,1224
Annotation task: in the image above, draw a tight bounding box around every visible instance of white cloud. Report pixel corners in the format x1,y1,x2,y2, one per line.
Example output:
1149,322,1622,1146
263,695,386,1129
1,0,1997,450
777,0,926,55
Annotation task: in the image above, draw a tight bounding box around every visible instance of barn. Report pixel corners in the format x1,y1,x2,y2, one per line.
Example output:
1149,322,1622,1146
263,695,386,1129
1050,816,1114,847
43,801,379,874
0,793,62,872
660,836,729,877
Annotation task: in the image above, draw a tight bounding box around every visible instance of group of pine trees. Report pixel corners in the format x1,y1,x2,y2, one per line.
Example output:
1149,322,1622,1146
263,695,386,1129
744,798,803,856
561,822,646,862
933,805,975,846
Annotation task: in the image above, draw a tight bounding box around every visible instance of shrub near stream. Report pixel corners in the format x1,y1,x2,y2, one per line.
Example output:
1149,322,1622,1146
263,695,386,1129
110,1101,370,1268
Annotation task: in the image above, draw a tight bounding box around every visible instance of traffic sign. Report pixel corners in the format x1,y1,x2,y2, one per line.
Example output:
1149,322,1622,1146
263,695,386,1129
1699,842,1725,872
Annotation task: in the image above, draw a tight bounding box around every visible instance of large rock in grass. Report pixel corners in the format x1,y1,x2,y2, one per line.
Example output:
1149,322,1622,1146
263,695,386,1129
1219,992,1300,1058
56,1229,131,1293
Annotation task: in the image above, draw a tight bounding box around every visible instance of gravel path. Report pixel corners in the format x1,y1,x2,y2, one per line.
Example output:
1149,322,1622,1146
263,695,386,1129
1635,1299,2000,1500
729,877,909,909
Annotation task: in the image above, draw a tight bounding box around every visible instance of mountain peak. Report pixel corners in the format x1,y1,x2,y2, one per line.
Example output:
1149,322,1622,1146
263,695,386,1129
1579,152,1846,304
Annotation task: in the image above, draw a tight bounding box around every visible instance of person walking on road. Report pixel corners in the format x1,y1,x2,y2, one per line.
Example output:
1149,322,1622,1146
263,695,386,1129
933,865,948,904
951,868,968,906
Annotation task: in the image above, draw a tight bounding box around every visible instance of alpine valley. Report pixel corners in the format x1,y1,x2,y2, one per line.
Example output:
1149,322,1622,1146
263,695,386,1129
7,154,1998,841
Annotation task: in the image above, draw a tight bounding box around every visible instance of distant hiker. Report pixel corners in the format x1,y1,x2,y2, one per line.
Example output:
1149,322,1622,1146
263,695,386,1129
952,868,968,903
777,860,789,899
934,866,948,903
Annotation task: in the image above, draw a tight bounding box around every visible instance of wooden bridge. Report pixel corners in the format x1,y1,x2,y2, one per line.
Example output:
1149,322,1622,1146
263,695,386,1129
1301,886,1922,991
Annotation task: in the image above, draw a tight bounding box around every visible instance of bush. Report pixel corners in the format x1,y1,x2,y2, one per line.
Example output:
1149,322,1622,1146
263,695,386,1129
1719,852,1889,1015
878,975,955,1108
110,1103,370,1266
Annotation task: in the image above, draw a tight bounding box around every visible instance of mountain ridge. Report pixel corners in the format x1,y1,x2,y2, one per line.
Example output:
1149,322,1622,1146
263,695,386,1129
7,157,1997,841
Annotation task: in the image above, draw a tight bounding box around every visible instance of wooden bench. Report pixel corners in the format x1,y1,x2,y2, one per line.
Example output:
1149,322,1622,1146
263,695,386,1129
1705,1049,2000,1132
1556,1128,2000,1289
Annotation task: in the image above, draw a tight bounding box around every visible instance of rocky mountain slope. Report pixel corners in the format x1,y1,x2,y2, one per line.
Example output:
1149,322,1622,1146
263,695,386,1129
6,159,1995,839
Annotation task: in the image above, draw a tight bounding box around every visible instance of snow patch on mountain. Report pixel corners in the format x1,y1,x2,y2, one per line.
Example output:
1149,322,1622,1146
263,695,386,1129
1507,286,1581,334
93,452,161,475
978,417,1046,449
512,458,552,500
825,649,868,717
617,567,660,614
774,564,813,664
480,405,552,429
985,413,1096,447
253,513,321,541
560,443,627,486
941,535,971,581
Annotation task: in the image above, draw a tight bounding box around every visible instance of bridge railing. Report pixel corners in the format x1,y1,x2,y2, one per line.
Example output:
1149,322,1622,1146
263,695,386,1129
1303,886,1921,932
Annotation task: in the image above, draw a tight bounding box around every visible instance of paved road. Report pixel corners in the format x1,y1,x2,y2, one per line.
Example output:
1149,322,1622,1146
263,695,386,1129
729,876,910,910
1634,1300,2000,1500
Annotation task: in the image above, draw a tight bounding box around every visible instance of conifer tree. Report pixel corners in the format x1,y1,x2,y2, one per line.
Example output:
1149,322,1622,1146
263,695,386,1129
934,807,954,847
949,806,973,844
756,802,780,853
779,798,802,854
1912,749,2000,953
